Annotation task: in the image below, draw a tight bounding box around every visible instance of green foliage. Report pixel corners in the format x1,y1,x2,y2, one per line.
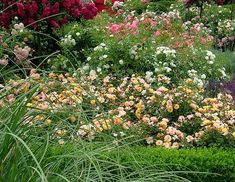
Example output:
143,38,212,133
213,50,235,76
105,146,235,182
125,0,177,14
147,0,177,13
49,144,235,182
0,85,48,181
197,129,235,148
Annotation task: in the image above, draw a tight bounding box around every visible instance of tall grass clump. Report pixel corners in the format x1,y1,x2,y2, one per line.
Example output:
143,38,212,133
0,85,50,181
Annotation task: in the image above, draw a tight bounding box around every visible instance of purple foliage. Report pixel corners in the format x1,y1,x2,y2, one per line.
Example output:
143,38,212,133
223,75,235,100
207,75,235,100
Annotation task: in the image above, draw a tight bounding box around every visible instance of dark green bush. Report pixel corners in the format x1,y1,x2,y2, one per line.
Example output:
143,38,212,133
148,0,176,13
106,146,235,182
125,0,176,14
49,143,235,181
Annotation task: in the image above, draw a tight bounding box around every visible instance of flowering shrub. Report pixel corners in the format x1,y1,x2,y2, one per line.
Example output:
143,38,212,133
0,0,98,29
48,21,103,70
45,7,229,87
216,19,235,50
0,25,33,70
172,2,235,50
1,71,234,148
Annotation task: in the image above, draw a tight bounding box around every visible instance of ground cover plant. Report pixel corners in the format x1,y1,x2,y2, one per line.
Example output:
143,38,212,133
0,0,235,181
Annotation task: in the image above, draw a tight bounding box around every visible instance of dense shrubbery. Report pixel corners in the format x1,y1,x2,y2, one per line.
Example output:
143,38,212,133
0,0,235,180
0,71,234,149
104,146,235,181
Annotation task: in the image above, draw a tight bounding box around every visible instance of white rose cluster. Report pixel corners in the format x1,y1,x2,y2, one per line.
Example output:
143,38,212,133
188,69,204,87
153,46,177,74
217,20,235,36
77,124,95,140
61,34,76,47
94,43,107,51
145,71,155,83
129,45,142,60
112,1,124,11
11,22,24,35
205,50,216,65
155,46,176,58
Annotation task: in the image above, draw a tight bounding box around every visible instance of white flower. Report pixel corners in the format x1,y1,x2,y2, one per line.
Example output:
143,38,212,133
89,70,97,77
83,65,90,71
78,124,94,137
146,71,153,77
0,59,8,66
119,59,124,65
97,67,102,72
219,68,227,77
165,67,172,72
119,131,125,137
103,55,108,59
201,74,206,79
104,64,110,69
208,61,214,64
113,133,118,137
141,90,147,95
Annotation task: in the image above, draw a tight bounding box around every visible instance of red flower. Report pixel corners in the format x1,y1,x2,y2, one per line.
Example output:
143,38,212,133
218,0,225,5
71,7,82,19
0,12,10,28
48,19,60,28
42,0,49,6
51,2,60,15
27,18,38,29
40,6,51,19
75,0,82,7
60,15,68,24
16,2,25,17
30,1,39,17
82,2,98,20
63,0,72,11
0,0,97,30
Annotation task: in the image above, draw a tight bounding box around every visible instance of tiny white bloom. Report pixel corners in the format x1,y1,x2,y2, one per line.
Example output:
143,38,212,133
119,59,124,65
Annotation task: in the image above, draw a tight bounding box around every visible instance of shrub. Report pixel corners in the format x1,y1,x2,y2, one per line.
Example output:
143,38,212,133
49,144,235,181
113,146,235,181
0,0,98,29
1,71,234,149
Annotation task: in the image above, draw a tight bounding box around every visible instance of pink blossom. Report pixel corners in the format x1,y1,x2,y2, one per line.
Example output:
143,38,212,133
186,135,194,142
154,31,161,37
0,59,9,66
117,9,123,15
8,94,15,103
14,46,31,62
200,38,207,44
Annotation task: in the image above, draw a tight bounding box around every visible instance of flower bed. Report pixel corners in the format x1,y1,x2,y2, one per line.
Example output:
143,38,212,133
0,0,234,149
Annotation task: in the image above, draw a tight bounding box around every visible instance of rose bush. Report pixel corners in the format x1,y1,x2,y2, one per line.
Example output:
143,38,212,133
0,71,234,148
0,0,98,29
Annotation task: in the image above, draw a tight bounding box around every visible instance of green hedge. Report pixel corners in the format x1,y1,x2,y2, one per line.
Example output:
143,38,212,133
105,146,235,182
49,143,235,181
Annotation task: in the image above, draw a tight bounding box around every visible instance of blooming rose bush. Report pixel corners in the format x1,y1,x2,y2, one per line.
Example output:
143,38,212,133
171,2,235,51
0,71,234,148
65,10,226,85
0,1,98,72
0,0,98,29
0,25,34,72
